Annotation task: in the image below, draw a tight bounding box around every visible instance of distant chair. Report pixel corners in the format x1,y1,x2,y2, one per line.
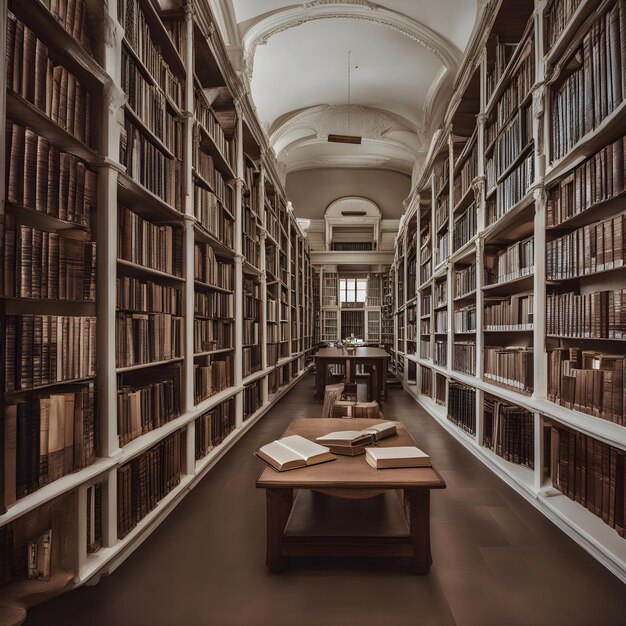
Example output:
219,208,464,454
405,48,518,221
322,383,344,418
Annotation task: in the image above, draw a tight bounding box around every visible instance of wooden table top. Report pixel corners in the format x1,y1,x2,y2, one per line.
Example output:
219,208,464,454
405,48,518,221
314,347,390,359
256,418,446,490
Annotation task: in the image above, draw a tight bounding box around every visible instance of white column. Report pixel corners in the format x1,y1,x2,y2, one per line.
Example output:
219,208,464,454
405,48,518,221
233,107,244,426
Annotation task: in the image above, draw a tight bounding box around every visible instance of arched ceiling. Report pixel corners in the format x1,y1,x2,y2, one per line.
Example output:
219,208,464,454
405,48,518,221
217,0,479,180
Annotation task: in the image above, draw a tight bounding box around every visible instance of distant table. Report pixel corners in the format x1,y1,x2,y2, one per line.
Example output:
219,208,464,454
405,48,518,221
256,418,446,574
314,347,390,403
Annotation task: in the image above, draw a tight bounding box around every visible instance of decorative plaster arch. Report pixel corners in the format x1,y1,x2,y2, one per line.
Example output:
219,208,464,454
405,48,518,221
242,1,462,82
324,196,382,249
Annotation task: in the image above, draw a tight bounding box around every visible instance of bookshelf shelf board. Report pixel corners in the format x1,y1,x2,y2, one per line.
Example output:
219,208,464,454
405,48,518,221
454,330,477,335
482,191,535,243
116,357,184,373
547,262,626,284
436,219,449,235
242,367,274,386
124,104,177,160
192,168,217,195
6,92,99,165
117,172,183,221
545,99,626,185
546,189,626,232
537,491,626,583
434,302,447,311
243,261,262,276
416,357,448,377
484,326,534,332
4,376,96,396
5,203,91,232
546,335,626,342
193,347,234,357
0,457,114,526
197,123,236,179
453,289,477,302
406,296,417,306
433,262,448,279
453,131,478,175
192,224,236,257
452,184,474,215
10,1,107,87
193,385,240,414
117,259,185,283
495,141,535,186
420,314,431,320
482,273,534,295
193,280,233,295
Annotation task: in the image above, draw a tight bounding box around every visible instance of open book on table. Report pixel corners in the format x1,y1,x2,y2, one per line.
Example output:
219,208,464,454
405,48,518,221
315,421,397,448
255,435,336,471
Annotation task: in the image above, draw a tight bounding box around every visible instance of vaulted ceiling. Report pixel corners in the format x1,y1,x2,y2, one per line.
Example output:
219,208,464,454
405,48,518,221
210,0,480,217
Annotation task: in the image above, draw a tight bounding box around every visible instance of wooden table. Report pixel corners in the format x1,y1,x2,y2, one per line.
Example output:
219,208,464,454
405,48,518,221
314,347,390,403
256,418,446,574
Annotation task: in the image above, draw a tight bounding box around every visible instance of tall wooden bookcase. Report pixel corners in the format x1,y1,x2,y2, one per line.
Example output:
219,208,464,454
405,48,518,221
391,0,626,582
0,0,313,617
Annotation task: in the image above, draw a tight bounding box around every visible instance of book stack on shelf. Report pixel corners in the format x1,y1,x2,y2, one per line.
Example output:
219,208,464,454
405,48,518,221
242,277,261,378
243,380,262,422
448,380,475,435
195,399,236,462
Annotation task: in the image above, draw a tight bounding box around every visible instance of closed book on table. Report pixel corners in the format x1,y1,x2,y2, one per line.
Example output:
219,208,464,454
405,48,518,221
315,421,397,447
365,446,430,469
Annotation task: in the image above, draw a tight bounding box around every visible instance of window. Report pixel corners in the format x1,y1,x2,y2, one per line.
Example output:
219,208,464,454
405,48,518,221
340,278,366,304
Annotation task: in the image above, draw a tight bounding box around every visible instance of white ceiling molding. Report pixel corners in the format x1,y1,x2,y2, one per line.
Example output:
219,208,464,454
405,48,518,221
241,1,462,83
326,196,381,218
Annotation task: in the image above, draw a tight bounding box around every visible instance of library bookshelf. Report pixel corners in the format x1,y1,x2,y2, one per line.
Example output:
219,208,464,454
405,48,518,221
0,0,313,618
390,0,626,582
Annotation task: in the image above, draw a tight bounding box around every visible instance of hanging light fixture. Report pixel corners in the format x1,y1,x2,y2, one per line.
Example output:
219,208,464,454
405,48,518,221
328,50,362,144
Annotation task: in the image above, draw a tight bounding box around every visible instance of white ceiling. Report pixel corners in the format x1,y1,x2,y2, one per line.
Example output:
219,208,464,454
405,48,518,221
213,0,479,213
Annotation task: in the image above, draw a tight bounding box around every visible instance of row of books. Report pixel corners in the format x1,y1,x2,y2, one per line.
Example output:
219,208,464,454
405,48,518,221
86,483,102,554
194,319,232,353
243,279,261,319
546,136,626,228
484,396,534,468
194,90,233,168
3,384,97,506
484,293,534,329
194,356,233,405
117,369,181,446
163,17,187,64
194,243,233,289
120,119,183,211
420,339,430,360
118,0,183,108
546,289,625,338
455,263,476,298
485,236,534,285
454,305,476,332
243,233,260,268
434,340,447,367
194,292,233,318
435,195,448,231
492,38,534,134
6,122,97,225
2,222,96,301
484,346,534,394
550,425,625,536
421,293,432,315
266,342,279,367
117,429,182,539
544,0,584,52
118,206,183,276
243,381,262,421
485,37,517,102
42,0,93,50
420,257,432,284
546,212,624,279
121,47,182,156
489,151,534,223
447,380,476,435
435,280,447,307
547,348,624,425
420,367,432,396
490,105,532,183
452,342,476,376
550,2,624,161
454,142,478,205
117,276,182,315
452,203,477,252
435,310,448,334
7,13,92,144
195,399,236,460
434,159,449,197
435,373,446,405
420,319,431,334
116,312,183,367
4,315,97,392
435,232,449,266
243,320,259,346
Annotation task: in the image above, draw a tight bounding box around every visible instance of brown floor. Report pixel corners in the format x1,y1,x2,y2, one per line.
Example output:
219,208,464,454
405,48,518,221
25,373,625,626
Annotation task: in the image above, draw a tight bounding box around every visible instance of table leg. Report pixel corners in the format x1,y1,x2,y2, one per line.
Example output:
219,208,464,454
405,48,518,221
404,489,432,574
266,488,293,573
315,360,323,400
